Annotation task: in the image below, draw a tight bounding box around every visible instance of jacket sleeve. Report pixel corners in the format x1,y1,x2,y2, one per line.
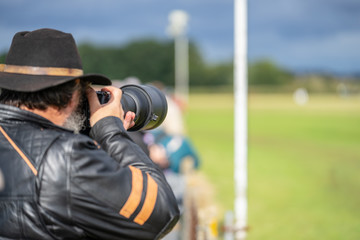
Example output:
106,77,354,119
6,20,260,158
68,117,180,239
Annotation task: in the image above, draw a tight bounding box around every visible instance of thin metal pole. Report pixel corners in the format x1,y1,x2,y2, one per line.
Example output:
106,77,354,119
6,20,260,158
174,35,189,103
234,0,248,239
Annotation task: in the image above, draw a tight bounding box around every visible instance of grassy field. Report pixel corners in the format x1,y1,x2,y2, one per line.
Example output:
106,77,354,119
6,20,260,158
184,92,360,239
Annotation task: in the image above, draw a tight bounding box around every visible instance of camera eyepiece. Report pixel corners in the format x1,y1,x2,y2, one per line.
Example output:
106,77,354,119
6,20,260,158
83,84,167,134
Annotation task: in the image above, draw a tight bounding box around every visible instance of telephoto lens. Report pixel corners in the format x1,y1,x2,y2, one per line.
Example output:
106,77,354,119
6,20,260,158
120,84,168,131
82,84,168,134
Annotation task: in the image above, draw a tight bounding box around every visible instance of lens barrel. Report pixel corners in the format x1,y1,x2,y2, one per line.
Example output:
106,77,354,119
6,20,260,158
120,84,168,131
83,84,167,133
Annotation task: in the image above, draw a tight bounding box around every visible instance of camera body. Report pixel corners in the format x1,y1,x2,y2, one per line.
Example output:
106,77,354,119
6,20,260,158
82,84,168,134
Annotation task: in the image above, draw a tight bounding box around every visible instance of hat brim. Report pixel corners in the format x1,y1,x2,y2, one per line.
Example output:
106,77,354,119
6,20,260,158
0,72,112,92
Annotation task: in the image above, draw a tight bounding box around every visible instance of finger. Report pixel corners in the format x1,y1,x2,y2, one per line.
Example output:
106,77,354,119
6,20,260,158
101,86,122,104
129,112,136,128
123,112,135,130
123,111,136,130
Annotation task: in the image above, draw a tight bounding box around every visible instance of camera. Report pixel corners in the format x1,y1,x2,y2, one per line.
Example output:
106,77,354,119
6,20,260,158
82,84,168,134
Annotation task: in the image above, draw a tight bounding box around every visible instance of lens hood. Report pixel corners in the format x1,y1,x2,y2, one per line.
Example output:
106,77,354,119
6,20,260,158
121,84,168,131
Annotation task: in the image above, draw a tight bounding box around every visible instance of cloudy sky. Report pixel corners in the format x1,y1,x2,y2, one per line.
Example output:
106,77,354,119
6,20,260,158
0,0,359,74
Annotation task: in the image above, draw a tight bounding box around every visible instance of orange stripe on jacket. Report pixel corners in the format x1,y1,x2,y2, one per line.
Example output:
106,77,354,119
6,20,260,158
0,126,38,176
134,173,158,225
119,166,143,218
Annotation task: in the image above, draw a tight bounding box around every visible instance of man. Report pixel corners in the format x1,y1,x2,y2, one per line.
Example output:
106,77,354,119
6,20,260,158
0,28,179,239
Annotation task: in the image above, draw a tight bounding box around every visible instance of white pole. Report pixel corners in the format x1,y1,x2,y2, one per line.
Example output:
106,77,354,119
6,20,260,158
234,0,248,239
174,34,189,103
167,10,189,103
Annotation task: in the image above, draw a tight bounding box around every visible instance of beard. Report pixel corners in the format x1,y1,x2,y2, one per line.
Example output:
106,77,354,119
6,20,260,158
63,96,86,134
63,109,86,134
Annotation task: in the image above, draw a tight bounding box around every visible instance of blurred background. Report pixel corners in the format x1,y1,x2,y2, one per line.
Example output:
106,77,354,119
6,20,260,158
1,0,360,239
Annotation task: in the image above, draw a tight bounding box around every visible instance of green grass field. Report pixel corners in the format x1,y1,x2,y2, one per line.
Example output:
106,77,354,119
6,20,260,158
185,92,360,239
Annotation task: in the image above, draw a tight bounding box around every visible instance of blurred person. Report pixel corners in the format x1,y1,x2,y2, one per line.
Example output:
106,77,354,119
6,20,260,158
145,83,200,240
150,81,185,136
0,28,179,239
148,130,200,174
148,82,200,174
145,82,200,221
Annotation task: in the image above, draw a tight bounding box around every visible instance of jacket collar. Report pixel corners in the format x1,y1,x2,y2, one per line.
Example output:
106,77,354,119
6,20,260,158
0,103,73,132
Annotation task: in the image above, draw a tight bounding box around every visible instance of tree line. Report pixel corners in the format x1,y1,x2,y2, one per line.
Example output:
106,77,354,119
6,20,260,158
77,39,236,87
0,38,305,88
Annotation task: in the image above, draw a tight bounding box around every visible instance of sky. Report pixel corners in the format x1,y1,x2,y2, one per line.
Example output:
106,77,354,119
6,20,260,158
0,0,359,74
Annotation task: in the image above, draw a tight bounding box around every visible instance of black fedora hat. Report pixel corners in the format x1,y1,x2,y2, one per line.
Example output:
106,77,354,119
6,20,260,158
0,28,111,92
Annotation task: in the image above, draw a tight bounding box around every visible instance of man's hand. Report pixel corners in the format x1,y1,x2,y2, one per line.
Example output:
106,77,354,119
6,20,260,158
122,111,136,130
86,86,135,130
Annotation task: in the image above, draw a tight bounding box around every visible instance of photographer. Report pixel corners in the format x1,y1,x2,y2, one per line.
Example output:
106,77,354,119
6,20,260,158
0,28,179,239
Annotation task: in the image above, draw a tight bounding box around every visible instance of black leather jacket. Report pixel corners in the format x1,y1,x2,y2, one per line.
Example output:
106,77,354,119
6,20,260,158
0,104,179,239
